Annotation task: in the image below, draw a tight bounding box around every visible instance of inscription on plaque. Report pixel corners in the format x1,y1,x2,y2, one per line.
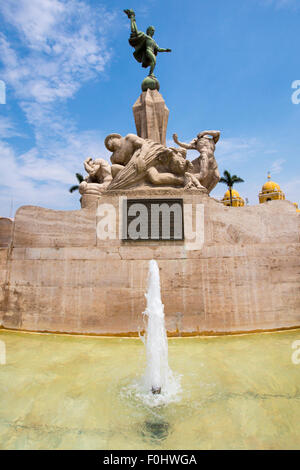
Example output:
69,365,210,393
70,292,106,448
123,198,184,241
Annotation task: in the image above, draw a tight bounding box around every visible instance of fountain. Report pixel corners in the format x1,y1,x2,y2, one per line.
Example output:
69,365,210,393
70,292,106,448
142,260,171,395
122,259,181,408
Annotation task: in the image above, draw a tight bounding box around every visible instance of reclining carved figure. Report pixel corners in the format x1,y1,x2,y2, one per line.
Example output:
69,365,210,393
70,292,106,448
79,157,112,196
104,133,204,191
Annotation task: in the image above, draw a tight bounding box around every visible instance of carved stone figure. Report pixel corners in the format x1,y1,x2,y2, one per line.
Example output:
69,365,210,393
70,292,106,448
124,8,171,91
173,131,221,193
105,133,204,191
79,157,112,196
147,148,201,189
105,133,143,178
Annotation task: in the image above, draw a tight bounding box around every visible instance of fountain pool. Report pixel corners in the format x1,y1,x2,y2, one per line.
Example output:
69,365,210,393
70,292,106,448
0,329,299,450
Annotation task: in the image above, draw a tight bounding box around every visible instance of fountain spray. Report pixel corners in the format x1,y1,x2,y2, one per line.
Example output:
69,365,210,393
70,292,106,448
143,260,169,395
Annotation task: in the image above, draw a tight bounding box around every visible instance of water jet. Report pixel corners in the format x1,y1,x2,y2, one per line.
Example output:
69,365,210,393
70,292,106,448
143,260,169,396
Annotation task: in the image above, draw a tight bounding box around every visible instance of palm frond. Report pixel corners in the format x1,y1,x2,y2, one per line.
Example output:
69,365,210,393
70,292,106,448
69,185,79,193
232,177,244,183
220,170,244,187
76,173,84,183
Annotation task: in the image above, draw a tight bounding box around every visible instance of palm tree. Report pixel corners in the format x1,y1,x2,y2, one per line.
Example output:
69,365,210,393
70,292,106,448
69,173,84,193
219,170,244,206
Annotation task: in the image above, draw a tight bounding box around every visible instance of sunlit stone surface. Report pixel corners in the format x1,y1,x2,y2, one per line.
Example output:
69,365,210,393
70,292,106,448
0,195,299,335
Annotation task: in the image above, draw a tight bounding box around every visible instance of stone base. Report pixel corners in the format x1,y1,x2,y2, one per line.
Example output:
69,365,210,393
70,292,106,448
0,196,299,335
133,89,169,145
80,193,100,209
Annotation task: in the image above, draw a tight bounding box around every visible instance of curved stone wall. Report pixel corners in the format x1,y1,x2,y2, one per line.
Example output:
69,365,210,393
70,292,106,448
0,192,299,335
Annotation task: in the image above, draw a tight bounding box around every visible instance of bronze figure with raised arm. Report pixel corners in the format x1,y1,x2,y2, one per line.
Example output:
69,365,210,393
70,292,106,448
173,130,221,193
124,9,171,78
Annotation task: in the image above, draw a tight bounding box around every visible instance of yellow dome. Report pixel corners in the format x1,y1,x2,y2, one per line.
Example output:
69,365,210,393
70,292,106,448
258,173,285,204
224,189,240,199
261,180,281,193
222,188,245,207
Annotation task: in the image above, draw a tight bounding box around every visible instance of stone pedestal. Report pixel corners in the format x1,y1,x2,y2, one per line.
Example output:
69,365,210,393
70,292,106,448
80,193,99,210
1,198,300,335
133,89,169,145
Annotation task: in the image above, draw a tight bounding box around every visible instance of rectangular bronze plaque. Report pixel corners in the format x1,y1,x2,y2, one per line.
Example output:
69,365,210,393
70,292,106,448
122,198,184,241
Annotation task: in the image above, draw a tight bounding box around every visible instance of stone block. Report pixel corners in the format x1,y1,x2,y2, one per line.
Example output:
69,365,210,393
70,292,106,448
133,89,169,145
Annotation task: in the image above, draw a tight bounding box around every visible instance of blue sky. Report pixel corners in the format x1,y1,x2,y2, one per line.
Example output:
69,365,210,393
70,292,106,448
0,0,299,216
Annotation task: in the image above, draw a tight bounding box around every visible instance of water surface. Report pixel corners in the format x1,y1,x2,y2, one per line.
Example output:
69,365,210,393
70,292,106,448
0,329,299,449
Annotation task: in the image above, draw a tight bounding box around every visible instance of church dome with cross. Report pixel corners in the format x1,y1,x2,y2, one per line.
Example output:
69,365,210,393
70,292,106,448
258,173,285,204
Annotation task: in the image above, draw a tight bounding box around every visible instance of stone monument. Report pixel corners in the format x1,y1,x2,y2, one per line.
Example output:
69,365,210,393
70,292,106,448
0,9,299,337
124,9,171,145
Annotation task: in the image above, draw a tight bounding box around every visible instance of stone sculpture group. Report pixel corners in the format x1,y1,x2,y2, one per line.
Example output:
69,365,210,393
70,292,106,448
79,130,221,198
79,8,221,202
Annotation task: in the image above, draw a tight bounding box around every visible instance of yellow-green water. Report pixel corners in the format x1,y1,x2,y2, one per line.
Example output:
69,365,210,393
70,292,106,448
0,329,299,450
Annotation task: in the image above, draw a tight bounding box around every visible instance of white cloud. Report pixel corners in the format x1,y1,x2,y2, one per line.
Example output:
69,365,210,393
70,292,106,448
0,116,23,138
0,0,66,47
0,130,111,217
168,135,264,165
215,137,262,164
0,0,117,216
270,158,286,175
0,0,115,141
0,0,113,112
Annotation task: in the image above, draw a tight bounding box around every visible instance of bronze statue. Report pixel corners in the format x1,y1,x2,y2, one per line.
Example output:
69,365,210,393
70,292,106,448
124,9,171,91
